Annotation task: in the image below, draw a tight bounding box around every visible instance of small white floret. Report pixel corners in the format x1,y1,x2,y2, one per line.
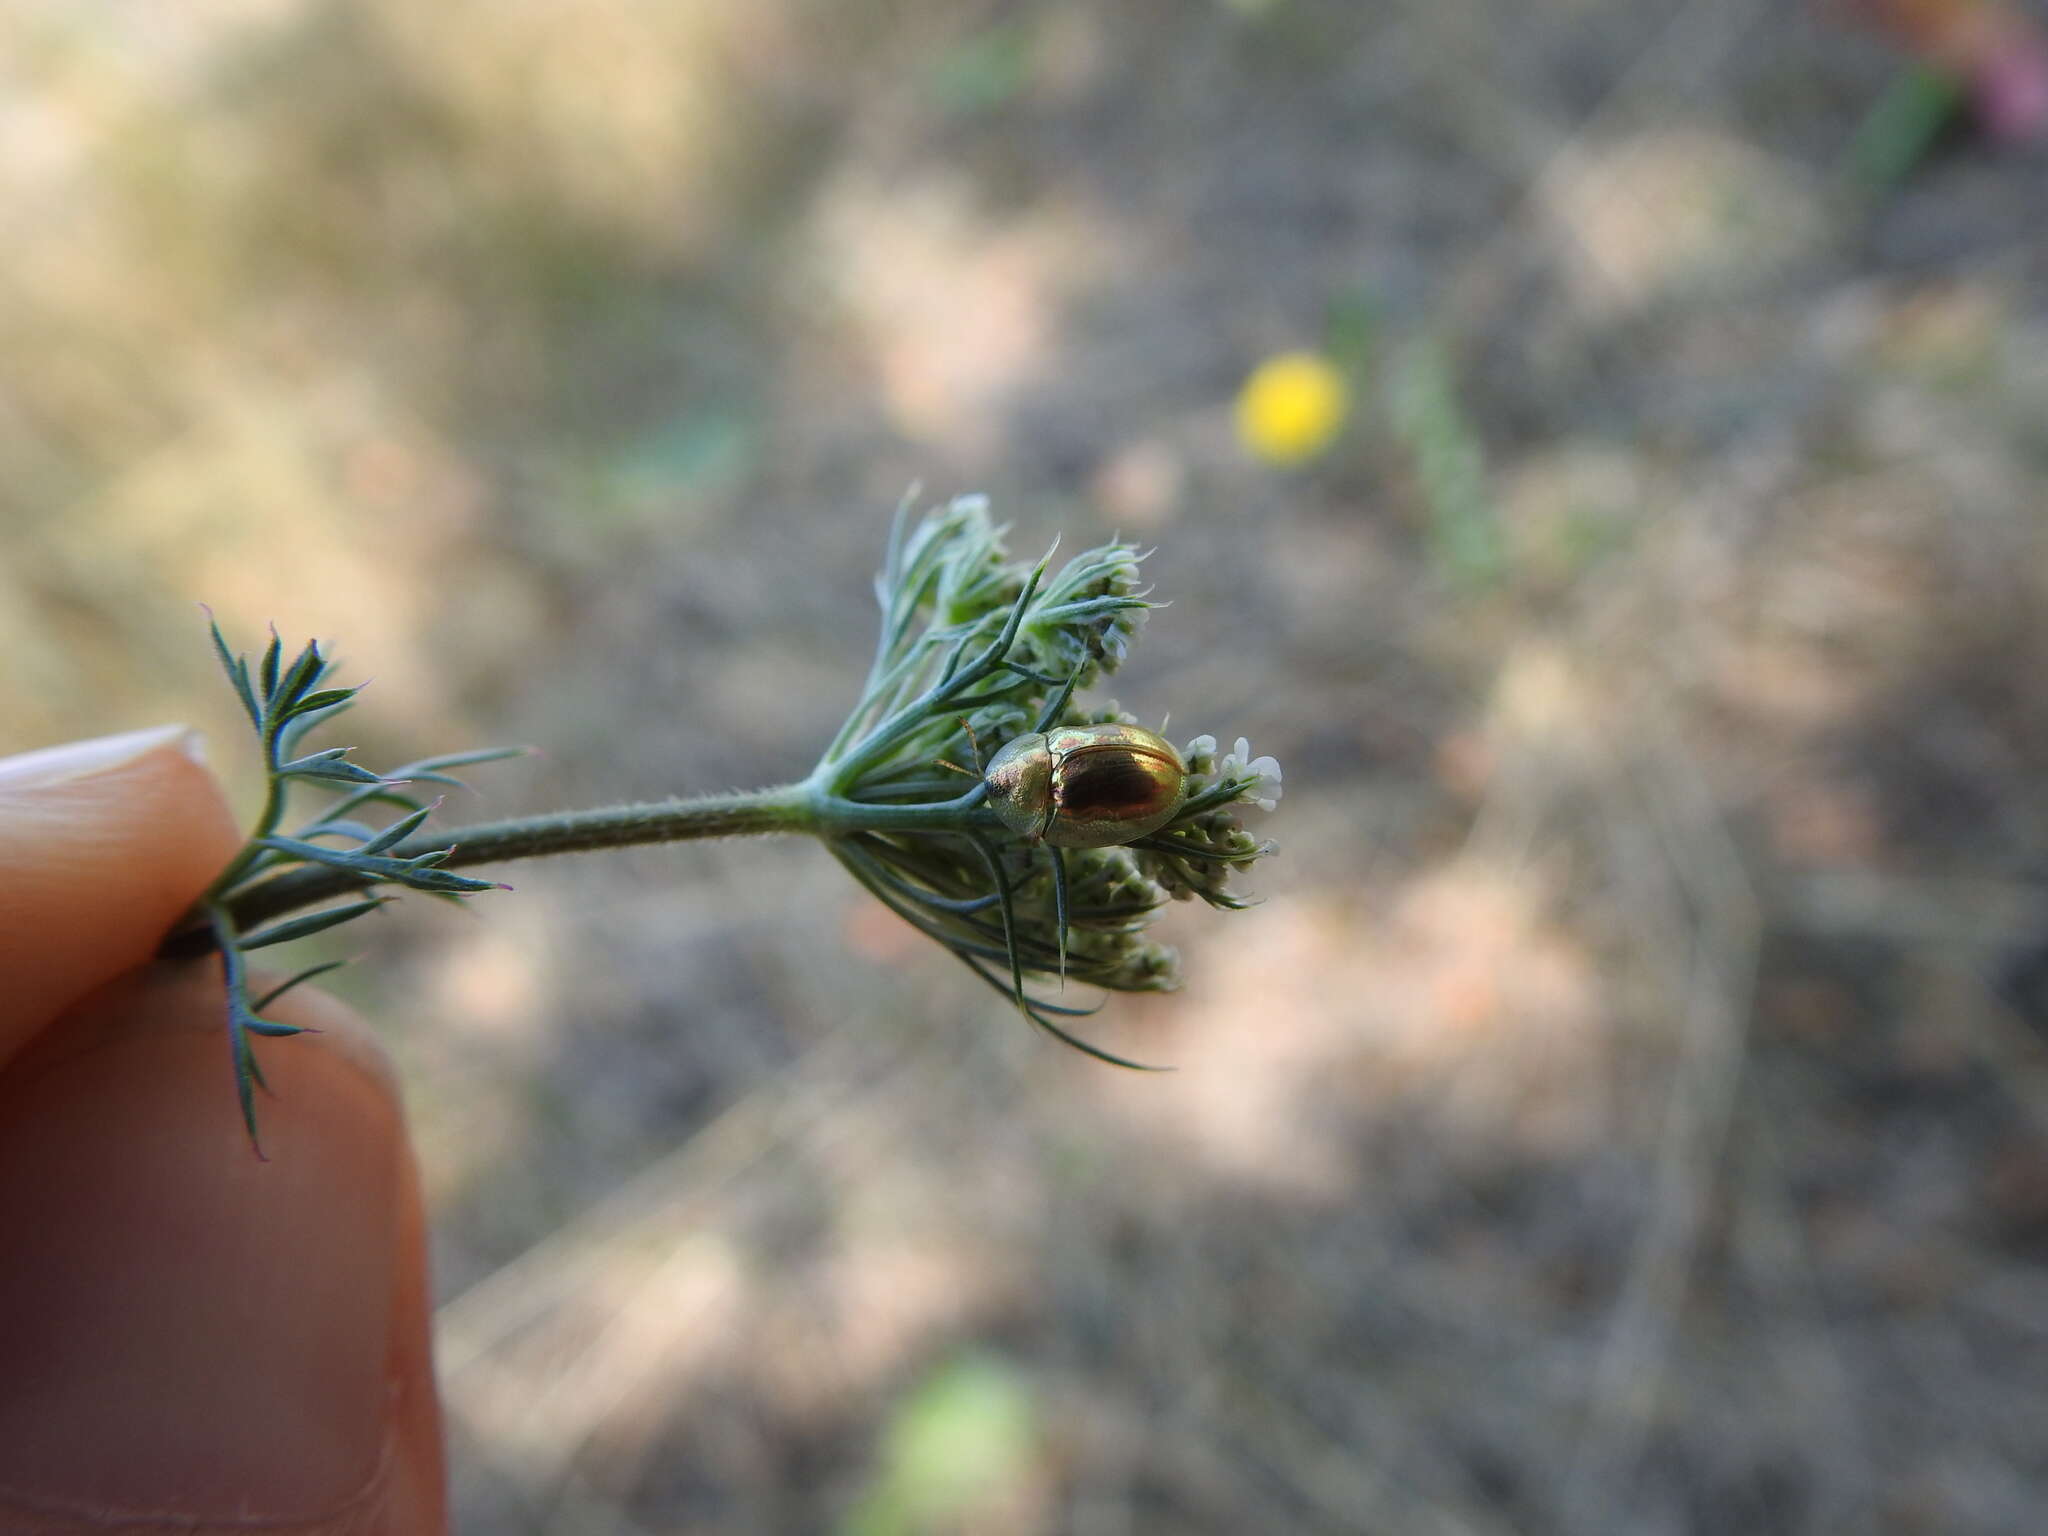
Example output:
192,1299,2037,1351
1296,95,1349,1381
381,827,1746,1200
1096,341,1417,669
1247,754,1283,812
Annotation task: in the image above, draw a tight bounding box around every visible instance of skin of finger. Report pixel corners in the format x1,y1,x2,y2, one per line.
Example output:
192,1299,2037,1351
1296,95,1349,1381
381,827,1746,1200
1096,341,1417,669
0,965,445,1534
0,740,242,1064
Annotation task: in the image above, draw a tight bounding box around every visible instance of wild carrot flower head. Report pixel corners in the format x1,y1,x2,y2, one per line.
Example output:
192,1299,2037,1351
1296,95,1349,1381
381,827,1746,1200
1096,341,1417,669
815,495,1280,1061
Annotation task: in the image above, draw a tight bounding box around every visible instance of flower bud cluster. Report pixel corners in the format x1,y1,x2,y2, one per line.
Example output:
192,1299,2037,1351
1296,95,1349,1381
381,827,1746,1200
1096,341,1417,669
819,495,1278,1058
1181,734,1286,811
1131,733,1281,908
1016,541,1151,691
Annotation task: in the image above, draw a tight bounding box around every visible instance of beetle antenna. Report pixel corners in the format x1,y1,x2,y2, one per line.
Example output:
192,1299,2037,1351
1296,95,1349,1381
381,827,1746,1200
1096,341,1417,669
934,717,988,779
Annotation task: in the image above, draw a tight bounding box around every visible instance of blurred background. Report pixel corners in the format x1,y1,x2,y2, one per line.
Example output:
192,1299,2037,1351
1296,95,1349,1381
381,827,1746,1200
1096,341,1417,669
8,0,2048,1530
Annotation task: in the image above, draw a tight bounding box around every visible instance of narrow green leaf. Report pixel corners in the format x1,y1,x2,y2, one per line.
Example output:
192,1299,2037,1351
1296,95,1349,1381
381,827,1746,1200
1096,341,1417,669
207,614,262,729
239,1027,269,1093
277,705,352,763
391,770,468,789
309,745,521,815
227,1020,262,1148
391,745,533,777
957,952,1163,1066
251,960,347,1013
279,755,390,786
244,1016,313,1038
1167,780,1253,821
391,865,503,895
282,687,358,721
257,630,284,701
260,634,288,700
319,784,427,822
239,897,391,949
356,803,435,855
208,903,298,1154
297,818,383,844
258,835,505,894
273,640,326,713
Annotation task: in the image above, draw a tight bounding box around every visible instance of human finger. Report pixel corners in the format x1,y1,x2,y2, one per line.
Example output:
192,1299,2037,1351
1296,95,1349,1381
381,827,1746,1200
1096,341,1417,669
0,964,445,1534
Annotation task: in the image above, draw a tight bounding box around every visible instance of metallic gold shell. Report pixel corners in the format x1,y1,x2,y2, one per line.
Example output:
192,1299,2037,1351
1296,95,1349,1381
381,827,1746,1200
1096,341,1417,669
984,724,1185,849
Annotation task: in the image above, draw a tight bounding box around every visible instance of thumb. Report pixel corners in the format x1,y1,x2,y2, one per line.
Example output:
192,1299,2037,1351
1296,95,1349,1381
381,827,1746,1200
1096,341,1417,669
0,725,242,1060
0,726,449,1531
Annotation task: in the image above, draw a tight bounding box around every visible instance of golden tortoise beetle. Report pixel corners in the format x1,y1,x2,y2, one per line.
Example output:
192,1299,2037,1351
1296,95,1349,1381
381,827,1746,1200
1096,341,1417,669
983,723,1186,849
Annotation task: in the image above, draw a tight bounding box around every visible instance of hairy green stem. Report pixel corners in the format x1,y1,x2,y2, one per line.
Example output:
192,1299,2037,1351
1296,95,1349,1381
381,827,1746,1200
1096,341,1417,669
200,771,286,902
161,780,1002,959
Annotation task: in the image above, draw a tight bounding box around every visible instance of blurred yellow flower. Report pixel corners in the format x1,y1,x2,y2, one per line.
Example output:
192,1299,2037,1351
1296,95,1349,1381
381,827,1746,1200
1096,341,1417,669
1235,351,1349,466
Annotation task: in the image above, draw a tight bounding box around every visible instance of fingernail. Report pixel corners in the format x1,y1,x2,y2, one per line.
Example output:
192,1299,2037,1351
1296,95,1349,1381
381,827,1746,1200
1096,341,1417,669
0,726,203,792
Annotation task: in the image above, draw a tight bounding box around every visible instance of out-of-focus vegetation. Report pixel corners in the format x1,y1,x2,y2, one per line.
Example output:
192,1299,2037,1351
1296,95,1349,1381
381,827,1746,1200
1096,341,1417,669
9,1,2048,1531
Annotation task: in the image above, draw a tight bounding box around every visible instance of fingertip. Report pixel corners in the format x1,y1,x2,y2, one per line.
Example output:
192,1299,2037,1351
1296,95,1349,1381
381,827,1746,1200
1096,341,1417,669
0,729,241,1060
